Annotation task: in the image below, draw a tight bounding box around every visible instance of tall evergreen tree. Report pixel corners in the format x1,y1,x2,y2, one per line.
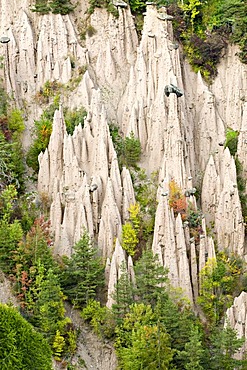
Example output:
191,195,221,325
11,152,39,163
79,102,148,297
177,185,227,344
112,262,134,323
34,268,67,340
180,325,206,370
60,231,104,307
209,324,246,370
155,294,198,369
134,250,168,307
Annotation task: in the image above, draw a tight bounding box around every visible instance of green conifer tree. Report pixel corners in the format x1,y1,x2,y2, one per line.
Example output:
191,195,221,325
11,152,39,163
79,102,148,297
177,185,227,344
35,268,67,340
155,294,198,369
112,262,134,323
60,231,104,307
209,324,247,370
181,325,206,370
134,250,168,306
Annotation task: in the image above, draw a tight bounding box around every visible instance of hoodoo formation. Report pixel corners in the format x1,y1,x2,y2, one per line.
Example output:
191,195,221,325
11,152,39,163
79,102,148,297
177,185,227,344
0,0,247,368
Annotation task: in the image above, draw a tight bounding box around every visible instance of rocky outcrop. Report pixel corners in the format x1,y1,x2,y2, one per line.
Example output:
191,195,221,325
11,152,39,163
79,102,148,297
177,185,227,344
29,4,247,301
225,292,247,359
106,239,126,308
38,94,135,257
2,1,247,305
201,149,245,256
0,272,18,307
106,239,135,308
65,302,118,370
152,180,216,303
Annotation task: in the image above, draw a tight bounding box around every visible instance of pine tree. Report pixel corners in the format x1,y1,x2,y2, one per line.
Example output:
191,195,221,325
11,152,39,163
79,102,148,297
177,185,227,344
181,325,206,370
60,231,104,307
112,262,134,323
14,216,55,275
209,324,247,370
35,268,67,340
134,250,168,307
155,294,198,369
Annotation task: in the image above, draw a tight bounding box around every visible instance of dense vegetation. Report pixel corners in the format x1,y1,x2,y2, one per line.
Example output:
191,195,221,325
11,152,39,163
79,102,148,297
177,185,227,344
0,304,53,369
109,126,142,170
88,0,247,80
82,250,247,369
166,0,247,80
0,183,103,366
31,0,75,15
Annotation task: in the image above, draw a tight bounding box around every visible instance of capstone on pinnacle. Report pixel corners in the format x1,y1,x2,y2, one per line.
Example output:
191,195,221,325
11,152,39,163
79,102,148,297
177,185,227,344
164,84,183,98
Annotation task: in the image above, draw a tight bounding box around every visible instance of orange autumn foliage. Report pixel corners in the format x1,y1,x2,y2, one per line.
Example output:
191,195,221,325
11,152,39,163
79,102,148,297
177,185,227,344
169,179,187,220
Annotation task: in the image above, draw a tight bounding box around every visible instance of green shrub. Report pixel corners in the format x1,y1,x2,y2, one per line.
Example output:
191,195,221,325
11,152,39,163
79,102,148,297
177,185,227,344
224,128,239,156
81,299,116,338
198,252,245,327
121,203,140,257
123,132,141,168
132,170,158,248
64,107,87,135
26,114,53,173
49,0,75,14
0,96,25,192
88,0,119,17
122,222,138,256
0,185,23,273
13,193,40,233
7,109,25,134
86,24,97,37
0,132,25,190
219,0,247,63
128,0,146,13
0,304,52,370
35,81,63,104
31,0,50,14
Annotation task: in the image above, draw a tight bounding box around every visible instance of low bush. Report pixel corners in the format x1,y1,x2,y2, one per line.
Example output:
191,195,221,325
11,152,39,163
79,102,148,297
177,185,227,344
224,128,239,156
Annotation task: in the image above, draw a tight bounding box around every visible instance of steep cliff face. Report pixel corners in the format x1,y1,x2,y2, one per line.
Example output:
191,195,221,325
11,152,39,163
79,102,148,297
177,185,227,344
1,0,247,359
226,292,247,360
